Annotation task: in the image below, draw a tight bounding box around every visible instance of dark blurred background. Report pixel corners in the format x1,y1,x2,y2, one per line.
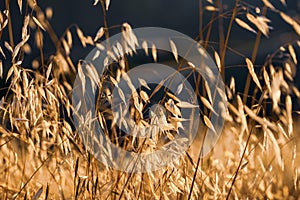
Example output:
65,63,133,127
0,0,299,96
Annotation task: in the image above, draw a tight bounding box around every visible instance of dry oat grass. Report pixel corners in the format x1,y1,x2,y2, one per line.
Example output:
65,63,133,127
0,0,300,199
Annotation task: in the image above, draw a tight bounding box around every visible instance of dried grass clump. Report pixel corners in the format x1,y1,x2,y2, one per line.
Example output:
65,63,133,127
0,0,300,199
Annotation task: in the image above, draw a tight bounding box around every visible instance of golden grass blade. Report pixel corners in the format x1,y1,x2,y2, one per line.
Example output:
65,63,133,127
66,30,72,47
246,14,271,37
265,127,282,168
46,63,52,80
6,65,15,82
280,12,294,25
32,16,45,31
200,96,216,115
176,101,198,108
214,51,221,72
118,87,126,105
116,42,124,57
262,0,275,10
288,45,297,64
152,44,157,62
286,95,293,136
170,40,178,62
140,90,150,102
138,78,151,90
204,81,212,103
205,6,218,12
203,115,216,133
107,50,117,61
17,0,22,13
176,83,183,95
245,58,262,91
105,0,110,10
230,77,235,94
92,50,100,60
280,0,286,6
280,12,300,36
35,31,44,48
4,41,13,53
0,46,5,58
165,99,181,116
0,60,2,78
142,40,148,56
77,27,87,47
109,75,118,87
94,27,104,42
93,0,99,6
187,61,196,69
78,64,86,94
244,105,277,131
166,91,181,102
237,95,248,133
62,39,70,55
235,18,257,34
12,34,30,61
263,67,271,93
277,123,289,139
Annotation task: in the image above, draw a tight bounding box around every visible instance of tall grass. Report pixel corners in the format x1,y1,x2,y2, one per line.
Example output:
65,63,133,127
0,0,300,199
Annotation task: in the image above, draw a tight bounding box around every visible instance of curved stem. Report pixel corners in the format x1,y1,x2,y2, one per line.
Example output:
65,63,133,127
243,6,267,104
220,0,239,81
5,0,14,49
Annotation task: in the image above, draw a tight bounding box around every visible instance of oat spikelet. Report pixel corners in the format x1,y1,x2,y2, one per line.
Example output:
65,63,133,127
245,58,262,91
78,63,86,94
214,51,221,72
288,45,297,64
94,27,104,42
203,115,216,133
105,0,110,10
176,83,183,95
138,78,151,90
77,27,86,47
200,96,216,115
262,0,275,10
5,41,13,53
235,18,257,34
118,87,126,105
142,40,148,56
176,101,198,108
17,0,22,13
237,95,248,133
0,46,5,58
0,60,2,78
230,77,235,94
280,12,300,36
246,13,271,37
265,127,282,168
32,16,45,31
152,44,157,62
204,81,212,103
263,67,271,93
169,40,178,62
205,6,218,12
280,0,286,6
286,95,293,136
140,90,149,102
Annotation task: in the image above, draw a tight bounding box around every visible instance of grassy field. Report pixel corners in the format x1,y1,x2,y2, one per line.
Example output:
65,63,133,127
0,0,300,199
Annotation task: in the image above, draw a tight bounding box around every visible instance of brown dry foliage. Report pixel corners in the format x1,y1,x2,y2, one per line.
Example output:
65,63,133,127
0,0,300,199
